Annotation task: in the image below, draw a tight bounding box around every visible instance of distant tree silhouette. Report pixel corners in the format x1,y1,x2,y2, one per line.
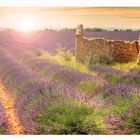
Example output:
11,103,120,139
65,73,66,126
85,28,107,32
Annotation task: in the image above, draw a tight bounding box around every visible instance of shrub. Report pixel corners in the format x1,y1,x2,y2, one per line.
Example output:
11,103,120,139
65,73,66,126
0,126,6,134
124,101,140,134
56,47,73,62
104,74,121,84
88,55,114,65
34,98,107,134
121,75,140,86
112,95,138,115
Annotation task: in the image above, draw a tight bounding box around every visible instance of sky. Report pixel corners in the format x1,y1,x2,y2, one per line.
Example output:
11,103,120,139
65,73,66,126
0,7,140,30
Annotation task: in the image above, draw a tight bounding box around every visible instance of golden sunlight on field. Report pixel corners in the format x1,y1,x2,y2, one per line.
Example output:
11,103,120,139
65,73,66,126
0,83,23,134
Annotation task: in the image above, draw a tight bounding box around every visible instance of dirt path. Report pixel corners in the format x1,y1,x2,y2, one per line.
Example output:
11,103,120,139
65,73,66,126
0,82,24,134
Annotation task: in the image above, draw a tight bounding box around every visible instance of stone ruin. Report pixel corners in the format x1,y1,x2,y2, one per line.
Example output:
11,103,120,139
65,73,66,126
137,36,140,64
75,24,140,64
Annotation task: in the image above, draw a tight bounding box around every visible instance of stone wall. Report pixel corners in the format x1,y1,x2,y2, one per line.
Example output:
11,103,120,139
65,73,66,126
75,24,140,63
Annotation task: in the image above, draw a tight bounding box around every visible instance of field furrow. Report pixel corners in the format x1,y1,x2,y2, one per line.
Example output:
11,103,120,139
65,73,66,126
0,82,23,134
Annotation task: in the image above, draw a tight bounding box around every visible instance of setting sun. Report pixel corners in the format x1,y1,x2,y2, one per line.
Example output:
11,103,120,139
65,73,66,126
17,18,35,32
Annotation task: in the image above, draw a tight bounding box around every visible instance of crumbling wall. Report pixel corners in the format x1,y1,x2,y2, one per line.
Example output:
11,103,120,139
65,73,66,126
75,24,139,63
136,36,140,64
108,40,139,63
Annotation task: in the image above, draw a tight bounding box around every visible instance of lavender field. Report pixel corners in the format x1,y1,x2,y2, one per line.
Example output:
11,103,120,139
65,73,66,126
0,30,140,134
0,30,139,53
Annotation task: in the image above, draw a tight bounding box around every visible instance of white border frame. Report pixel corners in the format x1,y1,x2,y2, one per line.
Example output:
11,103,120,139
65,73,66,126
0,0,139,7
0,0,140,139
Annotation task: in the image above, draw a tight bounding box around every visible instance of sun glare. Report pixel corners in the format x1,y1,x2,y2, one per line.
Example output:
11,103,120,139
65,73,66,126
17,18,35,32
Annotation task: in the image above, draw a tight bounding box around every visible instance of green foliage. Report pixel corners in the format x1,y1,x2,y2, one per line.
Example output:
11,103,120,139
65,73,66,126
132,79,140,85
37,48,140,73
122,78,140,85
112,62,140,72
122,78,130,84
35,98,107,134
112,95,139,115
125,104,140,134
104,74,121,84
77,80,100,94
114,29,134,32
60,28,75,31
85,28,107,32
0,126,6,134
112,96,140,134
114,29,119,32
37,48,96,75
89,55,114,65
56,47,73,62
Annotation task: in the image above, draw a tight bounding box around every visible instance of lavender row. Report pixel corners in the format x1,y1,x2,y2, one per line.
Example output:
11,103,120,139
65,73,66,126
3,45,140,101
119,68,140,87
89,64,125,76
3,45,139,102
2,45,106,89
0,31,139,53
0,47,89,133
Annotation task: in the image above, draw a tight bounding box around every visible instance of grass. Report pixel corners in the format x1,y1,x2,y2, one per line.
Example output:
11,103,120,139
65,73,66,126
77,80,100,94
125,104,140,134
34,49,140,74
104,74,121,84
122,78,140,86
112,94,139,115
112,62,140,72
0,126,6,134
35,97,108,134
33,49,96,76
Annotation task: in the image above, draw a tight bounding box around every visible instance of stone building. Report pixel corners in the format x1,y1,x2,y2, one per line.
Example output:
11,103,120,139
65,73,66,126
75,24,140,64
137,36,140,64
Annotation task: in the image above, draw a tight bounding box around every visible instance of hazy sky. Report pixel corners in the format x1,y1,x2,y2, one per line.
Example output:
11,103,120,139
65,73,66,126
0,7,140,30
